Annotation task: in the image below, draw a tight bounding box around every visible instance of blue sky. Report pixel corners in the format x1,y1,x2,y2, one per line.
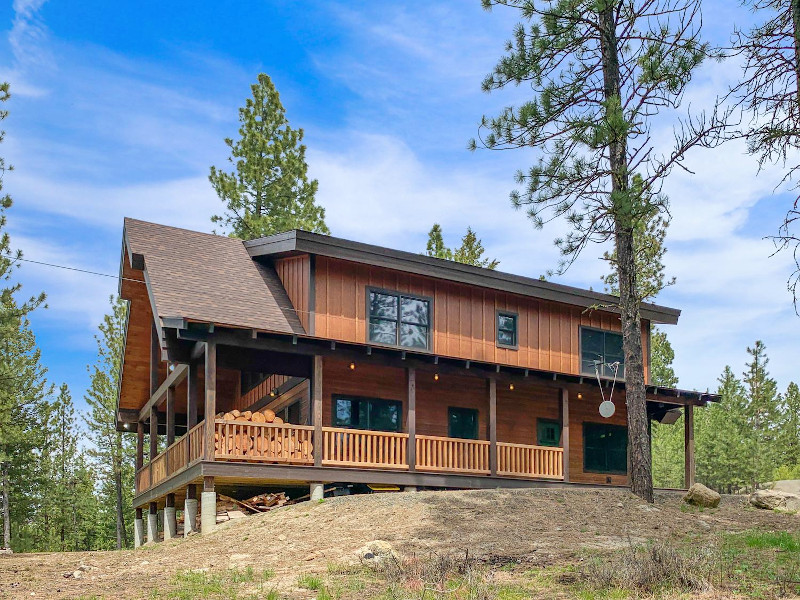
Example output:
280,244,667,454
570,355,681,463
0,0,797,412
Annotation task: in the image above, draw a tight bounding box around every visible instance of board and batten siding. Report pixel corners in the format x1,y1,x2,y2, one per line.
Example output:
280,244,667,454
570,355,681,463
274,255,312,333
313,256,650,382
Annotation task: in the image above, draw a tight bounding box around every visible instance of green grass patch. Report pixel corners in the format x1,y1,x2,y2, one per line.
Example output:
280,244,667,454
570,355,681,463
296,573,324,590
149,567,278,600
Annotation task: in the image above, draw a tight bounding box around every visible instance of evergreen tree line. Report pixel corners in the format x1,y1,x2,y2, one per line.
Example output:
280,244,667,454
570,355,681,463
651,335,800,493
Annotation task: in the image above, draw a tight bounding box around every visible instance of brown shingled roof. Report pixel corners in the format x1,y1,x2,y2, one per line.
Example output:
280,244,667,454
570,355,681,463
123,218,304,335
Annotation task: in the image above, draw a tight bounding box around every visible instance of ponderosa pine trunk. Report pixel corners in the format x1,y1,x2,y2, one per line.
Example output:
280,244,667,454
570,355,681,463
1,462,10,549
599,3,654,503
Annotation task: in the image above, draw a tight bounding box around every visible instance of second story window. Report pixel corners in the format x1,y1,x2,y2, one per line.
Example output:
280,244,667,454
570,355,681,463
581,327,625,378
368,289,430,350
496,311,518,348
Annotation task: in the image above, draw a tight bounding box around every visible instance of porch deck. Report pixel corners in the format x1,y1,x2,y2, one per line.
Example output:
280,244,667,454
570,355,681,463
135,420,564,496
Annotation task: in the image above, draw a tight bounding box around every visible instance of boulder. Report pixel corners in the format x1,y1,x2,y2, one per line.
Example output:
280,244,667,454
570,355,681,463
750,489,800,512
683,483,721,508
356,540,399,565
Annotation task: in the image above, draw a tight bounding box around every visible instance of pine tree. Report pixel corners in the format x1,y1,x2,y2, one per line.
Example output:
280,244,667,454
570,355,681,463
742,341,780,488
696,367,750,492
779,382,800,470
425,224,453,260
472,0,722,502
730,1,800,306
424,224,498,268
649,328,683,488
0,311,50,551
85,295,135,549
453,228,500,269
210,73,329,240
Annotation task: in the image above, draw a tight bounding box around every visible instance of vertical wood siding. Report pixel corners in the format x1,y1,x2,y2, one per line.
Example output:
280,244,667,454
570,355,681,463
275,255,311,333
313,256,650,381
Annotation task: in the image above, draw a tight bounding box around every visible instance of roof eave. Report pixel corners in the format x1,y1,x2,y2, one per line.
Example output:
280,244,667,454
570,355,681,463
244,230,681,325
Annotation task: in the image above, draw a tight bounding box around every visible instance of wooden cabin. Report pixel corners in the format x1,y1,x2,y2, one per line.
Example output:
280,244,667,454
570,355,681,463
116,218,718,543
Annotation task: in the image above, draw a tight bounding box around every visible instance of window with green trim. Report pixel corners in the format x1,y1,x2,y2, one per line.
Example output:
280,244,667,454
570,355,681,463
581,328,625,378
448,407,479,440
333,396,402,432
496,311,518,348
583,422,627,474
537,419,561,447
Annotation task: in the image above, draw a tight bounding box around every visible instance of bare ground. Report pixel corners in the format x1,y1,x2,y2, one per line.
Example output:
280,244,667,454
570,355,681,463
0,487,797,599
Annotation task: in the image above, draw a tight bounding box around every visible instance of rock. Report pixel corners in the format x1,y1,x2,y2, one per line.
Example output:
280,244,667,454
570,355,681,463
277,534,287,542
697,519,711,531
683,483,720,508
0,547,12,555
71,571,83,580
750,489,800,512
357,540,398,565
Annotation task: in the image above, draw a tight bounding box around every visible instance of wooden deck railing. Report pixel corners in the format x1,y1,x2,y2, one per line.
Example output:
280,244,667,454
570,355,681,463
188,421,205,464
498,443,563,479
150,451,168,487
214,420,314,464
135,423,565,495
322,427,409,469
164,436,186,477
415,435,491,474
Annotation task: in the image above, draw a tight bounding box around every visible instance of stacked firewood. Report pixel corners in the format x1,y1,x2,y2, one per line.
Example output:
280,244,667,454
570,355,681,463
212,408,313,461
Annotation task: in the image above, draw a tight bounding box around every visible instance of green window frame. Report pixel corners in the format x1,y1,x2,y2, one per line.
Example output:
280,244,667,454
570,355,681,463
496,311,518,349
367,288,431,350
583,422,628,474
536,419,561,447
333,395,402,432
448,407,479,440
580,327,625,378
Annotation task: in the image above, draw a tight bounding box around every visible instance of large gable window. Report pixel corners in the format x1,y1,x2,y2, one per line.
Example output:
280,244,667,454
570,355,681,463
583,422,627,474
581,327,625,378
368,289,430,350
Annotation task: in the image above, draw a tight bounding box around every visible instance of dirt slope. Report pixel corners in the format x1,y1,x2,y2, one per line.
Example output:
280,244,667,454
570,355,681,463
0,487,796,599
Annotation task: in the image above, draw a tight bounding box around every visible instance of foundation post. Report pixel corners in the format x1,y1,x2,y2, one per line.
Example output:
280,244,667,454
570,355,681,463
163,494,177,540
134,508,144,548
184,485,198,537
201,476,216,534
147,502,158,544
310,482,324,501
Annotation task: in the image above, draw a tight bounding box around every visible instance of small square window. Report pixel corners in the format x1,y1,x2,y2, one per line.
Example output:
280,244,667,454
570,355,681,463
537,419,561,447
496,311,518,348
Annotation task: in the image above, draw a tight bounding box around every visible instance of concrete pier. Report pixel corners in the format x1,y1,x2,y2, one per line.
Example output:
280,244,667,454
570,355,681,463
200,491,216,534
310,482,324,501
184,498,198,537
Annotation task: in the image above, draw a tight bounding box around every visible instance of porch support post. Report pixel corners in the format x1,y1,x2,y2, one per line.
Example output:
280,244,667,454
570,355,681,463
147,502,158,544
149,407,158,461
406,368,416,471
201,476,216,535
187,359,198,460
203,341,217,462
136,421,144,471
134,508,144,548
684,403,695,489
166,383,175,474
184,485,198,537
560,388,570,482
166,384,175,447
150,324,160,395
312,355,323,468
163,494,176,540
488,376,497,476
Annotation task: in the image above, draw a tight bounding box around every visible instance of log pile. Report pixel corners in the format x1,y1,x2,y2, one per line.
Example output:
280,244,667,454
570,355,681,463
215,492,289,521
212,408,313,462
